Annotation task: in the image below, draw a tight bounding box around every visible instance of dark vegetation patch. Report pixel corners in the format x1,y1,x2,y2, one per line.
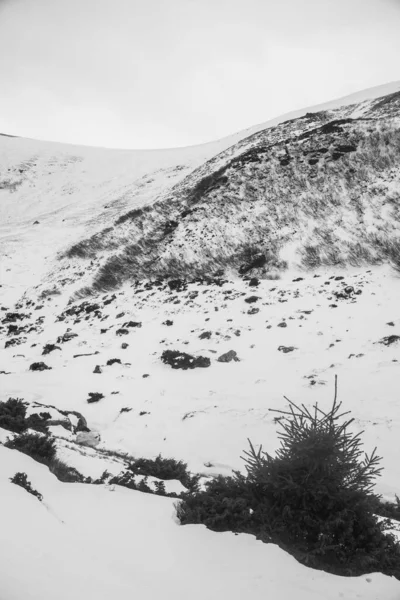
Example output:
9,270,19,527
10,472,43,501
128,455,199,490
93,454,200,498
59,97,400,296
161,350,211,369
176,380,400,579
64,227,114,259
0,398,50,433
5,432,56,466
377,335,400,346
49,458,86,483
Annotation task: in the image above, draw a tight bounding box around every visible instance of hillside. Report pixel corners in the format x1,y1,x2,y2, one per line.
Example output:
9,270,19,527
1,83,400,599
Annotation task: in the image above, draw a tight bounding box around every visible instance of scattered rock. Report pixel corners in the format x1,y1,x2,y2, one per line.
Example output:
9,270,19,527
344,286,354,295
57,331,78,344
199,331,212,340
87,392,104,404
377,335,400,346
277,322,287,328
106,358,122,366
121,342,129,349
116,328,129,336
42,343,61,355
247,307,259,315
248,277,260,287
278,346,296,353
161,350,211,370
217,350,240,363
29,362,51,371
163,320,173,326
167,279,186,292
93,365,102,374
5,337,26,348
244,295,260,304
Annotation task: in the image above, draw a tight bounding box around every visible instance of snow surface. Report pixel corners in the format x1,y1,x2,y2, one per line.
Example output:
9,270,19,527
1,446,399,600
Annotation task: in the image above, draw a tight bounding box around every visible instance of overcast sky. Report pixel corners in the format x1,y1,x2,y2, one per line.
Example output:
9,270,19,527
0,0,399,149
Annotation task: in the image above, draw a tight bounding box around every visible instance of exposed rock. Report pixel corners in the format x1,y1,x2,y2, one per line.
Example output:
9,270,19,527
57,331,78,344
244,295,260,304
161,350,211,370
87,392,104,404
42,343,61,355
248,277,260,287
5,337,26,348
29,362,52,371
217,350,240,363
199,331,212,340
76,431,100,448
377,335,400,346
278,346,297,353
106,358,121,366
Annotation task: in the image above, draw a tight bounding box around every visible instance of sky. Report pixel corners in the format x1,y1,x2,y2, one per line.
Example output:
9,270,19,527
0,0,399,149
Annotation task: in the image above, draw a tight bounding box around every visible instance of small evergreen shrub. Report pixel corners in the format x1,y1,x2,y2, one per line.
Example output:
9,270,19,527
0,398,28,433
0,398,50,433
5,432,56,466
128,454,198,490
10,472,42,501
49,458,86,483
176,378,400,579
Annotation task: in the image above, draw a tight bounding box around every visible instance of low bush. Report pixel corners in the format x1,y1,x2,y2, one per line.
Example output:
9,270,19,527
176,378,400,579
128,454,200,491
374,495,400,522
0,398,50,433
49,458,86,483
5,432,56,466
10,472,43,501
94,470,177,498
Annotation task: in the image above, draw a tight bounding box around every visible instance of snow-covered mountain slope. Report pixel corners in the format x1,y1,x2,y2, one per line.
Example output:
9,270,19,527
1,82,400,598
1,80,400,303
